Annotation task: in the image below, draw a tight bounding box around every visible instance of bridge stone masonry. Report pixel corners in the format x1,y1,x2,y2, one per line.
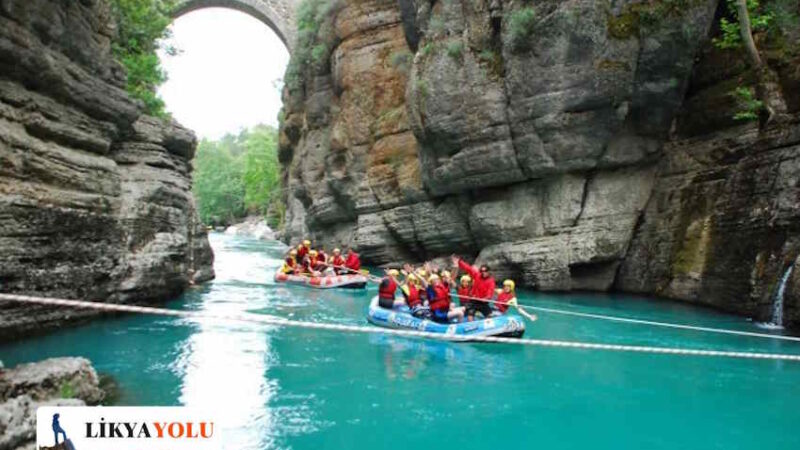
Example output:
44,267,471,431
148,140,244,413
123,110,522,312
173,0,298,50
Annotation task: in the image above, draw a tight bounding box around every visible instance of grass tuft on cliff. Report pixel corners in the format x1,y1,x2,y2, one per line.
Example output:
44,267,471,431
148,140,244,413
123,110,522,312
110,0,177,118
284,0,343,93
507,7,537,52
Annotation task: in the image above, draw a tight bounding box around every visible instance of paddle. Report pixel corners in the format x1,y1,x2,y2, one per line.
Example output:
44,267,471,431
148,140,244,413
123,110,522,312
330,265,381,283
452,291,538,323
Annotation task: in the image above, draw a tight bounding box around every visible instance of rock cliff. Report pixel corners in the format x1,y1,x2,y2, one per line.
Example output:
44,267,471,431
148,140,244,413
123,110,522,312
0,0,214,339
280,0,800,326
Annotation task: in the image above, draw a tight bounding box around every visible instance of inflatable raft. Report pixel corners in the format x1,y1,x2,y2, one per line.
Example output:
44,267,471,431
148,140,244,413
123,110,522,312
367,296,525,339
274,272,368,289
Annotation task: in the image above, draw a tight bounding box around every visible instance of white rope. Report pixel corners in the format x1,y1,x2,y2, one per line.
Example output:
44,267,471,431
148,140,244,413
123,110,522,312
451,292,800,343
2,293,800,362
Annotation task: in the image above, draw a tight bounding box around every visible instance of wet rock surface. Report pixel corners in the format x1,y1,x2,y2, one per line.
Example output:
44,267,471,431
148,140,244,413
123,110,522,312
0,0,214,339
0,358,104,450
281,0,800,327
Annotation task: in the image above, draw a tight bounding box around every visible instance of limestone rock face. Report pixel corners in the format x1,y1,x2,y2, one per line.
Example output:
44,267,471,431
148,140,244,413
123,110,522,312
0,0,214,339
280,0,800,326
0,357,103,450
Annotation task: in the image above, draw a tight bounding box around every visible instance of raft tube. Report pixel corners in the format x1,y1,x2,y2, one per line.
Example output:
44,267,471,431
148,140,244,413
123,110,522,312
367,296,525,339
274,272,368,289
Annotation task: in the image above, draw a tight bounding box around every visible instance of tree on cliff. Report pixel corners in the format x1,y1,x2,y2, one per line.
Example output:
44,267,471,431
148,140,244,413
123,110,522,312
713,0,796,126
110,0,177,117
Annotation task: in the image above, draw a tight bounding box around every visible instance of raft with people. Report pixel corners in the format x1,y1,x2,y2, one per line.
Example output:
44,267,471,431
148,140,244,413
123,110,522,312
367,296,526,339
276,240,368,289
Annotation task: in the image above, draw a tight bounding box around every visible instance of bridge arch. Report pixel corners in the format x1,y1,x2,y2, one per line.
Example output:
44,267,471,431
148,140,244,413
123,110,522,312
172,0,297,51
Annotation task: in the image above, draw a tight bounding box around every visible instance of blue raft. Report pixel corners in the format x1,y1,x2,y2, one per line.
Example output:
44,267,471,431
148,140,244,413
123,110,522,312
367,296,526,340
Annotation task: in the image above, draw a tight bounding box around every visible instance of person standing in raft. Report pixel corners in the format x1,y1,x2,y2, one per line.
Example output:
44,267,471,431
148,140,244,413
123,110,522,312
452,255,496,321
494,279,519,314
344,246,361,271
457,275,472,309
378,269,405,309
418,273,465,324
330,248,346,274
282,249,298,274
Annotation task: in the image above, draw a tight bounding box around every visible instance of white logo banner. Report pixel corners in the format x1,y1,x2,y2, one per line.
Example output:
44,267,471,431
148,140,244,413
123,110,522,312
36,406,220,450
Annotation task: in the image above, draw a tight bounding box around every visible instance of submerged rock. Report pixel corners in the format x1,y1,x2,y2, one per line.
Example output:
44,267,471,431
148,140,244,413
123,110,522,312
0,358,104,450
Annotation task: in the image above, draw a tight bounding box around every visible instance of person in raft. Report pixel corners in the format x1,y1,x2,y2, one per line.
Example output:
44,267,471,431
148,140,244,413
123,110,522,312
494,279,519,314
317,247,328,265
452,255,496,321
297,239,311,261
401,273,432,319
417,272,465,324
344,246,361,271
378,269,406,309
281,249,298,274
457,274,472,309
329,248,346,274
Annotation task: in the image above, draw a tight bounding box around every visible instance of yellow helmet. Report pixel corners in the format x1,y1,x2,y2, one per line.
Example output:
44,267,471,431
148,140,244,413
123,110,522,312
388,269,400,277
333,248,341,254
303,240,311,246
429,274,440,282
289,249,297,256
297,244,303,249
460,275,471,284
309,250,318,256
503,279,515,290
406,273,417,282
441,270,451,279
417,269,427,278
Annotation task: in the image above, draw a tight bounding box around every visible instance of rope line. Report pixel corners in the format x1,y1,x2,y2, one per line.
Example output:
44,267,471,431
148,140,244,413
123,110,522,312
2,293,800,362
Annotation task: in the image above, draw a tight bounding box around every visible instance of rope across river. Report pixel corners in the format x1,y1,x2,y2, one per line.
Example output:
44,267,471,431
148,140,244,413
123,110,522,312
1,293,800,362
333,266,800,343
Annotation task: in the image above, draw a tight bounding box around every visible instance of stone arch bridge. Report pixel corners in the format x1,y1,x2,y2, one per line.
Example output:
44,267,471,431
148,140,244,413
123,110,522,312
173,0,298,50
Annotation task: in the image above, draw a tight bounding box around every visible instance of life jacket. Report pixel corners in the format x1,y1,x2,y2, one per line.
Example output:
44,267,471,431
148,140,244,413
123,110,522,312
301,257,312,273
282,257,296,274
345,252,361,271
297,246,309,260
401,283,421,308
456,286,471,304
332,255,346,268
311,259,326,271
317,252,327,263
378,277,397,300
457,259,496,299
427,284,451,313
495,291,515,313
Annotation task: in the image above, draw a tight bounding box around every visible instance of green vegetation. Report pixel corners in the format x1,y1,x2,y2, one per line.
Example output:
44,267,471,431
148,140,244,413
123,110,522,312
428,16,446,37
110,0,177,117
507,7,537,52
60,382,75,399
193,125,284,228
284,0,343,92
446,40,464,60
420,42,436,57
713,0,772,49
731,86,764,121
607,0,702,40
389,50,413,72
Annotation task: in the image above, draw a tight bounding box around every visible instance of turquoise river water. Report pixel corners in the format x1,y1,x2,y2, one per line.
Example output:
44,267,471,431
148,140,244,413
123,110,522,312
3,233,800,449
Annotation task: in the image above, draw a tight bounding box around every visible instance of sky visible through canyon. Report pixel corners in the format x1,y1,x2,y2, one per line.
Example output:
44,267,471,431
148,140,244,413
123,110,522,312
157,8,289,139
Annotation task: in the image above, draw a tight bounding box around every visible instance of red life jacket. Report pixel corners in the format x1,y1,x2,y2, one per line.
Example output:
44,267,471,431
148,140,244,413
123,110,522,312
345,252,361,270
297,246,309,260
403,283,421,308
332,255,346,267
428,283,451,313
495,291,515,313
285,257,295,267
317,252,327,263
458,259,496,299
379,277,397,300
457,286,471,304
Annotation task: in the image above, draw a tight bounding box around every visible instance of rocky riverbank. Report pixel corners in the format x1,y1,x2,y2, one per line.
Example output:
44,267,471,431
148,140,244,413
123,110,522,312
0,358,106,450
225,216,276,240
0,0,214,340
279,0,800,327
